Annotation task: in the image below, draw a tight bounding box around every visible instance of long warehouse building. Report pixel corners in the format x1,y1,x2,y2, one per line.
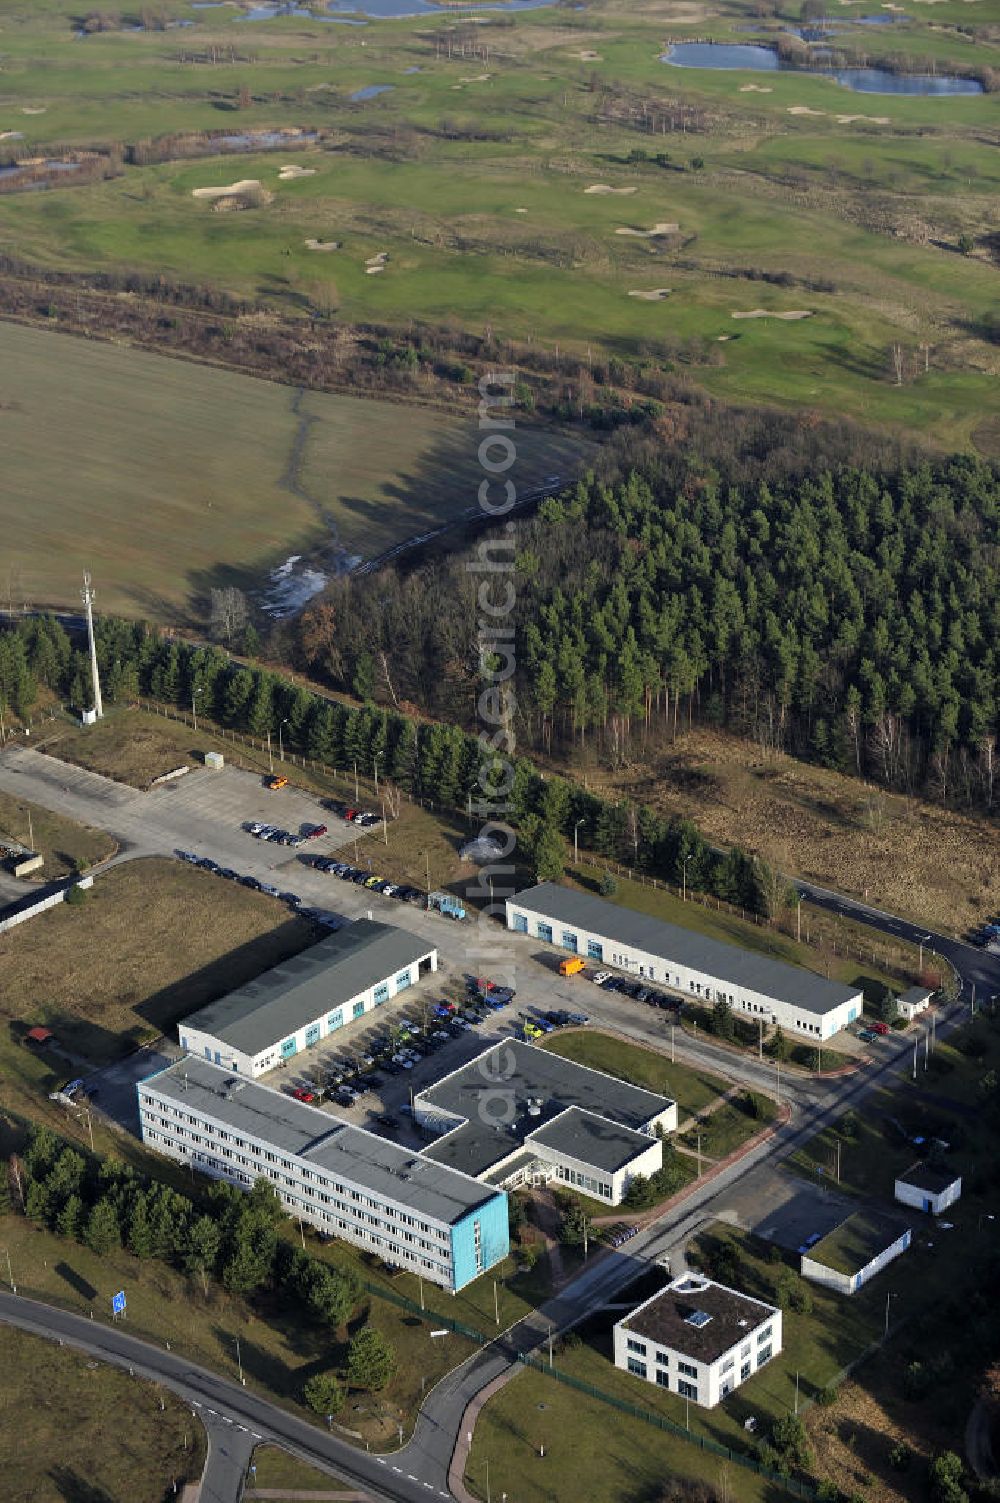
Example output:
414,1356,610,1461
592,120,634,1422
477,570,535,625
507,882,862,1041
138,1056,508,1292
179,919,437,1078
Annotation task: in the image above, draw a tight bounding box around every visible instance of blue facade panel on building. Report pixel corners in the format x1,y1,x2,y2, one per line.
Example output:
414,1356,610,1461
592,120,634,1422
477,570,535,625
450,1193,509,1291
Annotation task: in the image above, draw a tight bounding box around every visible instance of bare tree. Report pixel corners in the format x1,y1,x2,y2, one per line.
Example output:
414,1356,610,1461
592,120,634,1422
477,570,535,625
209,586,249,645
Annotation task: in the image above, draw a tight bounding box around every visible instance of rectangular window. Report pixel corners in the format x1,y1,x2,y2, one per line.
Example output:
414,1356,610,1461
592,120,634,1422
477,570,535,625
741,1362,751,1382
757,1326,772,1344
757,1347,772,1368
655,1370,670,1388
677,1361,697,1379
627,1358,647,1379
678,1380,698,1401
587,940,603,960
352,1000,365,1020
626,1339,647,1355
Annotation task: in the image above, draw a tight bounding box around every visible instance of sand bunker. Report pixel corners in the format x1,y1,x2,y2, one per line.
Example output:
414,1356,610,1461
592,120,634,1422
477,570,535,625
365,252,388,273
21,107,46,115
460,73,491,82
835,112,890,124
732,308,813,320
615,222,679,237
191,179,262,200
515,207,528,213
304,238,339,251
739,83,773,93
574,49,602,59
788,105,826,116
628,288,672,300
279,164,316,180
0,130,24,141
586,183,638,195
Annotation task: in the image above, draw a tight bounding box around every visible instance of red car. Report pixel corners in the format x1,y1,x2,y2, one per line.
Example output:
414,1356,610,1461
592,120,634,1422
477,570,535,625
343,808,359,821
870,1020,891,1036
305,824,328,840
291,1086,316,1103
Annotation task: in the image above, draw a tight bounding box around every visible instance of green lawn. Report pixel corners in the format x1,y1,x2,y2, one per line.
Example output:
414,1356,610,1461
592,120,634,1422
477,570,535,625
249,1445,348,1490
2,0,1000,451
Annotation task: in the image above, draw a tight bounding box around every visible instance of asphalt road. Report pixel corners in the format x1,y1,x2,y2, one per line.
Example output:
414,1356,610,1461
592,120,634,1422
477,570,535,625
0,1291,440,1503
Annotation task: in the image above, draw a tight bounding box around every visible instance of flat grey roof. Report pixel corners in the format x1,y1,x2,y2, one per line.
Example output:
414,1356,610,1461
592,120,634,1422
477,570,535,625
181,919,433,1056
529,1107,654,1174
622,1276,777,1366
509,883,860,1017
898,986,934,1006
417,1039,672,1179
896,1160,960,1195
140,1055,495,1226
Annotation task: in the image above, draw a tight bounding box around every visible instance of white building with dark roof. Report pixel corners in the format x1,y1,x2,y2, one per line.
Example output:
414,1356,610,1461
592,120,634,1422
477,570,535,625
507,883,862,1041
414,1039,676,1205
178,919,437,1077
138,1056,507,1291
894,1161,961,1216
614,1274,782,1408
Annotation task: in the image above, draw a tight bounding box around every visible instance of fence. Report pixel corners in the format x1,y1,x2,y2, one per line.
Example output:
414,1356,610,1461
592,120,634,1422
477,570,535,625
0,877,78,936
515,1350,820,1499
359,1276,487,1347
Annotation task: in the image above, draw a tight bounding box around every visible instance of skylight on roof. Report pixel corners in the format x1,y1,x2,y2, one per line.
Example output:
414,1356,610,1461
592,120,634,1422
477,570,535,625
685,1310,712,1329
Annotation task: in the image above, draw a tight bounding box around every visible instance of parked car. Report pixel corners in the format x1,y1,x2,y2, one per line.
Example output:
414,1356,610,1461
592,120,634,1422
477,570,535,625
305,824,328,840
375,1113,397,1129
870,1021,891,1036
858,1028,878,1043
567,1012,589,1026
259,882,281,898
291,1087,316,1103
591,970,612,986
265,774,288,791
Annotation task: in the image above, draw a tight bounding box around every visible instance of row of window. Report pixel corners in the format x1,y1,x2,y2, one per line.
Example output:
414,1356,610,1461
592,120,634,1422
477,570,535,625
145,1128,451,1275
141,1103,447,1243
555,1164,613,1199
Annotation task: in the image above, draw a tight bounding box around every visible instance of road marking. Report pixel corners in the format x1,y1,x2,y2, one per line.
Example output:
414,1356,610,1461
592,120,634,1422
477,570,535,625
376,1457,386,1465
392,1466,402,1473
252,1432,262,1440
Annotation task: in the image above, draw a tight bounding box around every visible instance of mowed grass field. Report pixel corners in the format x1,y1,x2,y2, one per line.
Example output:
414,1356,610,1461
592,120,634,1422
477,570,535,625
2,0,1000,446
0,321,582,619
0,1325,206,1503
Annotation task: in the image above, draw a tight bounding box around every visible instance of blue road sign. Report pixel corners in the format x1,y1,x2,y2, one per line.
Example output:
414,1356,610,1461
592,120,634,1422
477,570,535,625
112,1290,126,1316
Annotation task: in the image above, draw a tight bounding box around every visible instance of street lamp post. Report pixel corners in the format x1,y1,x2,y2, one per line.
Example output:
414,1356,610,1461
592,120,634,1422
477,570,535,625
191,688,203,733
278,717,290,762
2,1247,15,1293
884,1291,897,1339
236,1335,245,1386
574,818,584,867
918,933,931,973
20,805,33,854
373,754,382,798
682,854,693,903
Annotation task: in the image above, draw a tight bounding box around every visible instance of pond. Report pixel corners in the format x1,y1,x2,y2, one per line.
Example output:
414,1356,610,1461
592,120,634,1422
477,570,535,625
216,129,320,148
661,41,982,95
0,159,83,179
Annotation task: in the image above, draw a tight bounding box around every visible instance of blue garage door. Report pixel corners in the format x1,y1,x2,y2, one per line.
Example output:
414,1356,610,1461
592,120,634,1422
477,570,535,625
537,922,553,943
587,940,603,960
305,1023,321,1046
512,913,528,933
561,931,578,952
280,1037,297,1059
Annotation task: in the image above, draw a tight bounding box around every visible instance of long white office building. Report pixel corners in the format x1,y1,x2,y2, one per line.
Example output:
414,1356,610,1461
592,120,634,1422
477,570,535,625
138,1056,508,1292
507,883,862,1041
179,919,437,1078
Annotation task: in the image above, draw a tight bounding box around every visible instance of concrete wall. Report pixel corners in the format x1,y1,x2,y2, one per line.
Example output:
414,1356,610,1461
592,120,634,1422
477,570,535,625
507,904,860,1041
802,1227,912,1295
895,1178,961,1215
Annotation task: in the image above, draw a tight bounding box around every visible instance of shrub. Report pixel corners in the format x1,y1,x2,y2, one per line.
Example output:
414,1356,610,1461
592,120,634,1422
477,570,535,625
345,1327,396,1392
64,883,87,907
889,1441,912,1472
303,1372,345,1416
599,870,618,897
